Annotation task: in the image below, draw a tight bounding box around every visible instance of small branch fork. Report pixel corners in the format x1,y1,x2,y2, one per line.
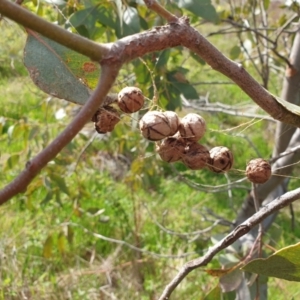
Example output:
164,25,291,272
0,0,299,125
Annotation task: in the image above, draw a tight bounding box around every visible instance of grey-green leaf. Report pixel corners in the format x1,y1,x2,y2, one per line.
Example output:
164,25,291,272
24,32,95,105
242,242,300,281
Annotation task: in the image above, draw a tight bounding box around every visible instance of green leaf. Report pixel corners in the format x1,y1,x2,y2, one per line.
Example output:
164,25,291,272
49,174,69,195
156,49,171,69
203,285,221,300
43,235,53,258
70,5,115,33
278,13,287,27
24,32,101,105
5,154,20,170
57,232,66,255
123,7,140,33
113,0,123,31
229,45,241,60
242,242,300,281
132,60,150,84
176,0,219,22
41,191,53,205
189,51,206,65
219,268,243,292
67,225,74,245
167,70,199,100
203,284,236,300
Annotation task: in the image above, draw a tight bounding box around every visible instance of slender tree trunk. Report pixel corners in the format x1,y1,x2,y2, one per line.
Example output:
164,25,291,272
234,29,300,300
236,30,300,224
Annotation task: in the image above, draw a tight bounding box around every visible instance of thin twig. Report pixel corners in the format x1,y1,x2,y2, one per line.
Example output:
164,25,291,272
252,182,263,300
143,203,221,238
66,222,197,259
158,187,300,299
144,0,178,23
181,96,275,122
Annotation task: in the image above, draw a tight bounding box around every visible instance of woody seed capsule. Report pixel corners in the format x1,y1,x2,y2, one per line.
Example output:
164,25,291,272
139,111,172,141
118,86,144,113
246,158,271,184
156,136,187,163
179,113,206,142
92,106,120,134
163,111,180,136
182,142,210,170
208,146,234,173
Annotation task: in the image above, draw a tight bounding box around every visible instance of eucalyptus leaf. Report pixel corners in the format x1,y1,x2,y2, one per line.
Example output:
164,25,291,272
176,0,219,22
242,242,300,281
43,235,53,258
123,7,140,33
24,32,101,105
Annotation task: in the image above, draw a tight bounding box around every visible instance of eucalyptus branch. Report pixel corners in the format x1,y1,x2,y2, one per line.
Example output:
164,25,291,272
1,0,300,125
1,0,300,202
0,0,109,61
144,0,178,23
158,187,300,300
0,63,121,203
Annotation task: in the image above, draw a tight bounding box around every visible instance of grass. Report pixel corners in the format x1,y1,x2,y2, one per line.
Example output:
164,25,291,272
1,11,300,300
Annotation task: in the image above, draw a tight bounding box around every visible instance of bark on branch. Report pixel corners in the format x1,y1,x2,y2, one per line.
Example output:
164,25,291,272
1,1,300,126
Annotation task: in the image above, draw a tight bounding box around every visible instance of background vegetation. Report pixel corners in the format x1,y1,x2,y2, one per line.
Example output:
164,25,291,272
1,0,300,299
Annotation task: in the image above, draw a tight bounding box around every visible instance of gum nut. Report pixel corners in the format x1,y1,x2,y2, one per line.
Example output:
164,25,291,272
156,136,187,163
163,111,180,136
179,113,206,142
209,146,234,173
246,158,271,184
117,87,144,113
93,106,120,134
182,142,210,170
139,111,172,141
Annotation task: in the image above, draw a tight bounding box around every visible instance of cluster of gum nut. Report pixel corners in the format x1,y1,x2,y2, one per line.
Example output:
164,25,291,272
92,87,272,183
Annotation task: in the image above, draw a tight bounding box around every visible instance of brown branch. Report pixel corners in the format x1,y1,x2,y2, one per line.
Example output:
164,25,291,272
144,0,178,23
0,63,121,203
158,187,300,299
1,1,300,202
1,1,300,125
0,0,109,61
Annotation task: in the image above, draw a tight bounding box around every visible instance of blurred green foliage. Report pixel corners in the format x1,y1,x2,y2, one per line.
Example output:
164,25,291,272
1,0,300,299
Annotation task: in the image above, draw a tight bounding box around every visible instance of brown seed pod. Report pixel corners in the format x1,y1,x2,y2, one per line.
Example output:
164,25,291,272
92,106,120,134
156,136,187,163
139,111,172,141
246,158,271,184
179,113,206,142
208,146,234,173
117,86,144,113
163,111,180,136
182,142,210,170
